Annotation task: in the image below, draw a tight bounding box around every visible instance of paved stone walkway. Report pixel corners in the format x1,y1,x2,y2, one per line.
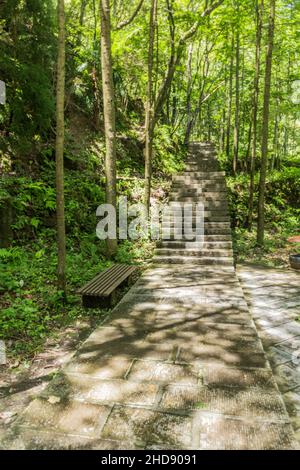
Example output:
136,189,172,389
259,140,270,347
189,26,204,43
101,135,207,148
238,265,300,445
2,264,296,450
2,143,296,449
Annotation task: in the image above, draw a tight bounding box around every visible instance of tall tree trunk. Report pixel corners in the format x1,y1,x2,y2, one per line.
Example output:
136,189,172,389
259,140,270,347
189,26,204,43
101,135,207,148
92,0,101,130
247,0,263,230
233,26,240,174
100,0,117,256
272,102,279,170
80,0,88,25
184,43,193,145
245,121,252,171
190,38,210,140
56,0,66,293
144,0,157,214
282,54,291,159
283,124,288,158
226,32,234,159
219,106,226,153
257,0,276,246
171,85,177,126
207,100,211,141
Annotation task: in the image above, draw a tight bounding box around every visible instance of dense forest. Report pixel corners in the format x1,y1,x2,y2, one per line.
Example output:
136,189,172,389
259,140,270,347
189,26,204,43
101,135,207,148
0,0,299,358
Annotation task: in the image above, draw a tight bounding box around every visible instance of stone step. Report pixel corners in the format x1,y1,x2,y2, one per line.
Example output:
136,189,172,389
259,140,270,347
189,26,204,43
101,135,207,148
163,209,229,216
161,221,231,229
152,255,234,266
173,171,226,179
185,159,220,171
179,179,226,186
171,184,226,194
155,248,233,257
188,150,216,156
187,156,218,162
160,222,231,232
164,228,232,239
169,193,228,203
187,155,217,161
179,178,221,183
205,228,232,235
162,216,230,224
170,189,227,198
162,218,230,224
157,240,233,249
161,231,232,238
184,165,220,172
170,189,202,197
165,202,229,210
186,156,218,162
172,178,225,185
184,162,219,166
172,181,225,189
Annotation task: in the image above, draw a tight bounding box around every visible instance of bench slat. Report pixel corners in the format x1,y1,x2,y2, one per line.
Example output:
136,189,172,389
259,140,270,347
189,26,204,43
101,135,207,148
78,264,125,294
85,266,134,296
78,264,136,298
88,266,135,295
79,264,125,295
96,267,136,297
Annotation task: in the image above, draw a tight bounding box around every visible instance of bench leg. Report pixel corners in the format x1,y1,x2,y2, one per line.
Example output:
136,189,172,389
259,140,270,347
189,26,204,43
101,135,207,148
109,290,117,307
126,273,135,287
82,295,111,309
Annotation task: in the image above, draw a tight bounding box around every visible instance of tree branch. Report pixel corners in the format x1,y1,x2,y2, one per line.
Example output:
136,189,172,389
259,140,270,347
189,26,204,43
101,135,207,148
180,0,225,44
153,0,224,125
115,0,145,31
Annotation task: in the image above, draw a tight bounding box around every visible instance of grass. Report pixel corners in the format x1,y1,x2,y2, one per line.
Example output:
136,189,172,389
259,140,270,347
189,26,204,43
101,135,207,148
233,225,300,267
0,234,154,359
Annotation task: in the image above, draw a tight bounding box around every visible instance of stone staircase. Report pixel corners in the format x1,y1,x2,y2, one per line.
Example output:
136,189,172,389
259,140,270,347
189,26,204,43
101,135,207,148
153,142,234,266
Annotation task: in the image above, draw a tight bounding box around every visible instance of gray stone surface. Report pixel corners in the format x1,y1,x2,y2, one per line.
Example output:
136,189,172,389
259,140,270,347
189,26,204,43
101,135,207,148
238,265,300,447
3,262,295,450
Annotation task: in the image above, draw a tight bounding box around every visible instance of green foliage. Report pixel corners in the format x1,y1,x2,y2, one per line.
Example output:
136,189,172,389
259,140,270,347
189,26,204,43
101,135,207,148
115,239,155,265
0,0,56,162
0,298,46,343
0,168,106,242
228,166,300,266
0,238,109,357
153,125,185,175
227,166,300,230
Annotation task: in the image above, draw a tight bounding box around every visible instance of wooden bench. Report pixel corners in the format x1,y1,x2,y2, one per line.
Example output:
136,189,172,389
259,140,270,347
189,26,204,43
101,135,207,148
78,264,137,308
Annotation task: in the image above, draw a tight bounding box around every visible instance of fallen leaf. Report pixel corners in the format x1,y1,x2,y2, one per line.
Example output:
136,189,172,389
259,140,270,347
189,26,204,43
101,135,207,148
48,395,61,404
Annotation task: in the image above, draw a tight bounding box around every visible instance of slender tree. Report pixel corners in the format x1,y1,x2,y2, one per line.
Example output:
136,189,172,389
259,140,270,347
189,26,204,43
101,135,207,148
233,15,240,174
226,32,234,158
247,0,264,230
184,43,194,144
100,0,117,255
56,0,66,293
144,0,158,214
257,0,276,246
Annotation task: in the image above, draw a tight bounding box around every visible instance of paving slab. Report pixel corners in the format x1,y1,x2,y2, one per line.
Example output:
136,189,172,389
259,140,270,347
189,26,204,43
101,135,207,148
159,384,288,420
193,412,296,450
